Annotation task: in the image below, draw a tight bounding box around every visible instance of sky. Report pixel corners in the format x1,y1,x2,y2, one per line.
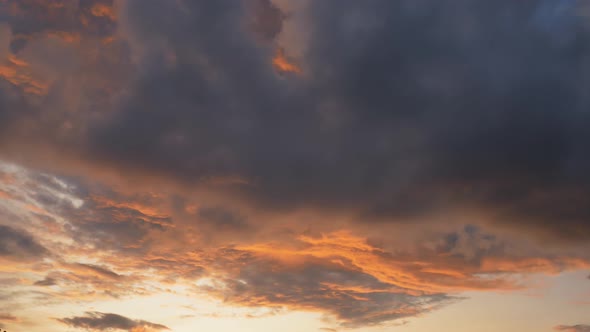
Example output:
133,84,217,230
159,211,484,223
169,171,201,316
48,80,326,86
0,0,589,331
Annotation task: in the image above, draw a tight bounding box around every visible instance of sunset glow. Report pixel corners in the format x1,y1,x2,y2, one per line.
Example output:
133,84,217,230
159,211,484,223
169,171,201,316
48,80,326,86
0,1,589,332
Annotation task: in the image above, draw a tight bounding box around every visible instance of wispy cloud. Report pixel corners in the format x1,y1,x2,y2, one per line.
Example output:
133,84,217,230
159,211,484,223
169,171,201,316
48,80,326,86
555,325,590,332
58,312,169,332
0,313,17,321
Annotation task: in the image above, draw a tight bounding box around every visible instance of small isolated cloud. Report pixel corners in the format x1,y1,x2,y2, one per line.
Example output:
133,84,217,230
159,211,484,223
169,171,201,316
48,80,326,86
34,276,57,286
58,312,169,331
555,325,590,332
67,263,123,280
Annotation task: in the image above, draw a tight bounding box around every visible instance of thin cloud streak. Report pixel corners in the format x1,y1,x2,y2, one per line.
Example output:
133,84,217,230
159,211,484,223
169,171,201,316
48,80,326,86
58,312,169,332
555,325,590,332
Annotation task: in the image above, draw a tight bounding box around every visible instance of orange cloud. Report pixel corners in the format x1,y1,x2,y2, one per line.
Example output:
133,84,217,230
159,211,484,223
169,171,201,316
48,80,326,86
240,232,490,294
60,262,123,280
0,55,49,95
0,189,12,200
273,47,301,74
481,256,590,274
24,203,50,215
1,162,589,328
91,3,116,21
90,195,174,228
91,195,168,219
237,231,588,294
47,31,82,43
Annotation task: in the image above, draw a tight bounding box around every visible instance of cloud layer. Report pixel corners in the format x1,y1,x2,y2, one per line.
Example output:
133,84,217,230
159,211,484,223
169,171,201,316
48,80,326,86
1,161,588,327
0,0,589,245
1,1,590,330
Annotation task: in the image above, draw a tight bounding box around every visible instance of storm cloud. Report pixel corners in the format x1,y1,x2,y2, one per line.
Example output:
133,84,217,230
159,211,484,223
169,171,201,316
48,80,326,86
0,1,588,244
84,0,590,242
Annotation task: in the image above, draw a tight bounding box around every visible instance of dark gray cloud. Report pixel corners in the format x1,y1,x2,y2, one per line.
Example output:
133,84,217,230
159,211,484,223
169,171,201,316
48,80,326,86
58,312,169,331
198,206,250,231
76,0,590,243
0,0,587,244
0,0,117,52
0,224,47,260
248,0,286,42
199,249,456,327
0,81,35,139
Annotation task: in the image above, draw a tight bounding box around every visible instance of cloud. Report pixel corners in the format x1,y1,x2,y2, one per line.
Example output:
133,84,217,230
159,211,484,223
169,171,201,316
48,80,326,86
0,0,117,50
197,205,250,231
79,0,590,244
0,24,10,59
2,161,589,327
201,253,457,327
0,224,48,260
58,312,169,331
0,1,587,246
555,325,590,332
1,1,590,329
34,276,56,286
0,313,17,329
65,263,123,280
272,47,301,74
192,229,586,327
0,0,131,152
248,0,286,42
0,313,17,321
0,314,16,330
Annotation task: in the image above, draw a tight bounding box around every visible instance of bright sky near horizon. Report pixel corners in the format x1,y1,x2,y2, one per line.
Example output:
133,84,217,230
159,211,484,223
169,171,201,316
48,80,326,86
0,1,590,332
